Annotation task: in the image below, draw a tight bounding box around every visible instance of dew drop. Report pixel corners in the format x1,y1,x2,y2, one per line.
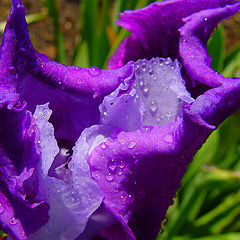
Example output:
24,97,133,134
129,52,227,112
128,140,136,149
140,126,153,133
89,67,101,76
120,195,124,199
149,101,158,114
105,173,114,182
117,168,123,176
101,142,107,150
0,203,5,214
143,84,149,96
149,69,154,76
164,58,171,65
108,159,117,171
158,58,163,65
119,160,125,169
139,79,144,88
9,217,18,225
204,17,208,22
142,62,147,71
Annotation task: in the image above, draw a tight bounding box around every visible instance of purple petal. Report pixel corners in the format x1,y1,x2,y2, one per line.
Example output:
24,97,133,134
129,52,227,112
179,3,240,87
1,0,134,99
89,56,240,239
88,78,240,239
0,0,134,143
0,97,49,239
108,0,237,69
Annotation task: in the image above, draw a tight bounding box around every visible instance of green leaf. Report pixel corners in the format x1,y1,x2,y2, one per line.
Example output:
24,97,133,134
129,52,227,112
207,25,225,73
0,12,47,35
44,0,67,64
92,0,111,68
172,233,240,240
72,41,89,67
80,0,98,66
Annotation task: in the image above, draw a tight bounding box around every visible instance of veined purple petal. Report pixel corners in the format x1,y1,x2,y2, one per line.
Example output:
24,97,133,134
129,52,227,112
108,0,237,70
179,3,240,87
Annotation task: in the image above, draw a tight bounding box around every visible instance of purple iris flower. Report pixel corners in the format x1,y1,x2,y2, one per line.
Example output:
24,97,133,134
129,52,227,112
0,0,240,240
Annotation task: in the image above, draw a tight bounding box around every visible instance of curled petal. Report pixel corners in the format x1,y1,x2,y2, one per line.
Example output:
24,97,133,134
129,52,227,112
0,0,135,142
108,0,237,69
0,96,49,239
29,104,104,240
0,0,134,99
179,3,240,87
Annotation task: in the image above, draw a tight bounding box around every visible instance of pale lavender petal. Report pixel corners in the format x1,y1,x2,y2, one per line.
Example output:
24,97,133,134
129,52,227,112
30,104,104,240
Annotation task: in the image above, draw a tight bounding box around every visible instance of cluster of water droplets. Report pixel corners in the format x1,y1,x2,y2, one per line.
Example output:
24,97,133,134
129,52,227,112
133,57,194,126
102,140,137,183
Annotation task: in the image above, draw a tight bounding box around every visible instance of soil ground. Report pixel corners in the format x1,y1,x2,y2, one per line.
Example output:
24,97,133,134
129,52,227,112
1,0,240,64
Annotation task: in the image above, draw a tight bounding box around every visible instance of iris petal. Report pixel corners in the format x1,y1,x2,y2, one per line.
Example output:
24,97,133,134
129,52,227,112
108,0,237,70
179,3,240,87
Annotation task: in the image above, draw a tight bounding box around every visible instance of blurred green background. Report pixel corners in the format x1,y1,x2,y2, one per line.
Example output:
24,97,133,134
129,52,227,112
0,0,240,239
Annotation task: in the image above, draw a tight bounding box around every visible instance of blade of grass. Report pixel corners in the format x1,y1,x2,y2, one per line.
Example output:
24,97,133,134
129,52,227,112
92,0,111,68
207,25,225,73
44,0,67,64
72,41,89,67
80,0,98,66
0,12,47,35
172,233,240,240
194,192,240,228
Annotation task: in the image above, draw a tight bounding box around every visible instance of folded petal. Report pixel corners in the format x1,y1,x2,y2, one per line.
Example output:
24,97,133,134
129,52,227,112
1,0,134,99
108,0,237,69
179,3,240,87
28,104,104,240
0,92,49,239
89,57,240,239
1,0,135,143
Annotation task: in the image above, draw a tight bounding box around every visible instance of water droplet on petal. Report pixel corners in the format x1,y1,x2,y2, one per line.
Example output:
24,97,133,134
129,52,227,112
128,141,136,149
106,173,114,182
119,160,125,169
101,142,107,150
149,69,154,76
143,84,149,96
204,17,208,22
108,159,117,171
0,204,5,214
149,101,158,114
9,217,18,225
142,62,147,71
117,168,123,176
89,67,101,76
